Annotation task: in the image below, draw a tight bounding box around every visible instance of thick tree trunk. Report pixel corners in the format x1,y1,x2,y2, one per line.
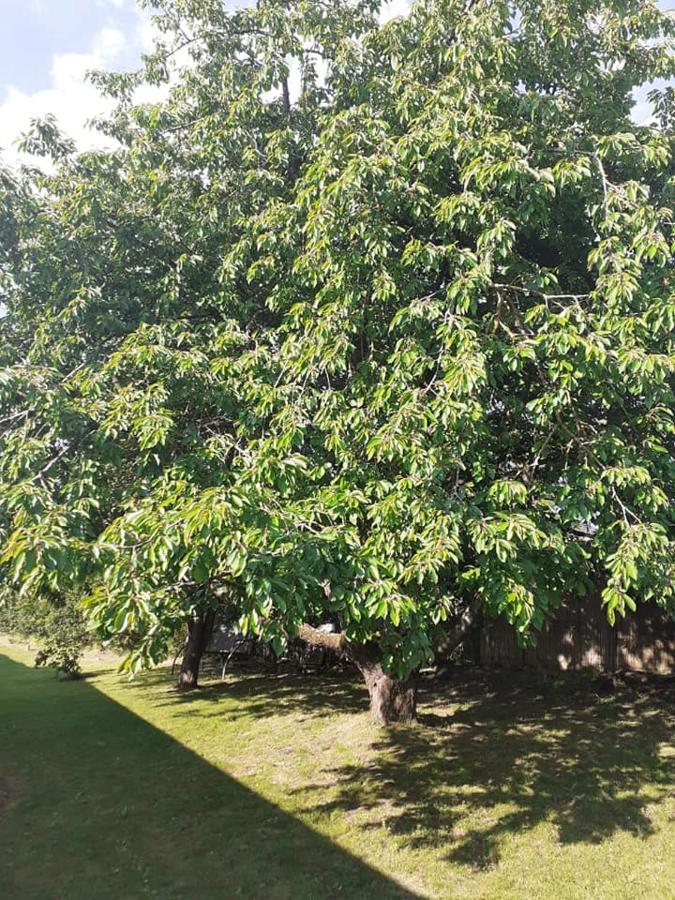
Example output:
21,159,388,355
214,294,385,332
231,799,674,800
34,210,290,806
297,609,477,721
177,609,215,691
356,656,417,725
297,625,417,724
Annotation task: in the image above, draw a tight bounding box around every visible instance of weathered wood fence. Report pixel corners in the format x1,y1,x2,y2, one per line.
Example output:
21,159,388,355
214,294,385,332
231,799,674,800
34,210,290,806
480,596,674,675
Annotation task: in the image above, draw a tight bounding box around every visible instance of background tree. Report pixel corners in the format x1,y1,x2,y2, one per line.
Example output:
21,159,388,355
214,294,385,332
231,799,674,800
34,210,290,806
1,0,674,721
0,582,91,678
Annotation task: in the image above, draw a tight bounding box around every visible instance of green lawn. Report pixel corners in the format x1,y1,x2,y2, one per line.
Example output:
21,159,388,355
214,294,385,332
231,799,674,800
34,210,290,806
1,642,673,899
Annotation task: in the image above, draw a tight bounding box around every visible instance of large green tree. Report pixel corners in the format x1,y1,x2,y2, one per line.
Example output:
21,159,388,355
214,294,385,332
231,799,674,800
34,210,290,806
1,0,674,721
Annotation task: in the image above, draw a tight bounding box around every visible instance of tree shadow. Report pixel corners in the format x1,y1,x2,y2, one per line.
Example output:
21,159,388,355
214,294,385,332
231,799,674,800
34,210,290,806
0,652,419,899
148,668,368,723
291,669,675,872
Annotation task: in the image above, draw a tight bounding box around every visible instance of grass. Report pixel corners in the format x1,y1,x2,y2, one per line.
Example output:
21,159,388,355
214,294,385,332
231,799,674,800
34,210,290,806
0,641,673,899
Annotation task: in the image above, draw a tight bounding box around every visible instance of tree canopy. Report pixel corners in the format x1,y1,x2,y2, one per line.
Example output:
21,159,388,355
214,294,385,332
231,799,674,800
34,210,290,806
1,0,674,719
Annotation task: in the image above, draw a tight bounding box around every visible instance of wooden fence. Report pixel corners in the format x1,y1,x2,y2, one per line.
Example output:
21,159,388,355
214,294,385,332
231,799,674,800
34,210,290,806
480,595,674,675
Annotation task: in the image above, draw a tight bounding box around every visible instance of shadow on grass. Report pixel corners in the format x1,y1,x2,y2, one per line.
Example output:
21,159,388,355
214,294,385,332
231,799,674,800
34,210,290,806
0,653,418,899
145,667,369,722
126,663,675,874
286,669,675,871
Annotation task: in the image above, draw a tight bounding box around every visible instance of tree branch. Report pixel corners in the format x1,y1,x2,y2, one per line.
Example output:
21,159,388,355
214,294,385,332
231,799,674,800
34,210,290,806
297,623,348,655
436,607,477,657
281,77,291,115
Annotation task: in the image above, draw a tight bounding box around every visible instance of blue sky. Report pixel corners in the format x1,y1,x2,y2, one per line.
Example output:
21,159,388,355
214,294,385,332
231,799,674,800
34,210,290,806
0,0,404,165
0,0,143,95
0,0,667,166
0,0,156,163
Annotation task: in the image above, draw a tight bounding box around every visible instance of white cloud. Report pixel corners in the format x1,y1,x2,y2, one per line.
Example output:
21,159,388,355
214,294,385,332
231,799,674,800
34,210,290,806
0,27,126,167
631,79,670,125
380,0,411,24
0,0,411,171
0,8,167,170
135,4,162,54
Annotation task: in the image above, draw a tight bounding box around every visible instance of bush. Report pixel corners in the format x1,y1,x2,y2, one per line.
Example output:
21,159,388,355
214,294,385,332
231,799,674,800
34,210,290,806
0,590,90,678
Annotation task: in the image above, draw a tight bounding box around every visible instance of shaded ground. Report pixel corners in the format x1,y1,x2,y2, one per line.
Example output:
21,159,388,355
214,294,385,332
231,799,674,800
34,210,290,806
1,643,673,899
0,651,416,899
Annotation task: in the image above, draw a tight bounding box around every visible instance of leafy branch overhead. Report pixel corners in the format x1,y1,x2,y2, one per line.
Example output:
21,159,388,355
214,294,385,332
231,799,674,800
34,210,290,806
0,0,673,689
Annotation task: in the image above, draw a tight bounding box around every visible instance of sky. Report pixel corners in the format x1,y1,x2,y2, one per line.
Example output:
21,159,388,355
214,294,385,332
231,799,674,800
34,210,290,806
0,0,665,167
0,0,408,166
0,0,155,164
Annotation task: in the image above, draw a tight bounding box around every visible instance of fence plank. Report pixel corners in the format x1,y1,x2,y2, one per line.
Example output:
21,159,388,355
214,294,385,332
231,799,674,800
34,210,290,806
479,596,674,674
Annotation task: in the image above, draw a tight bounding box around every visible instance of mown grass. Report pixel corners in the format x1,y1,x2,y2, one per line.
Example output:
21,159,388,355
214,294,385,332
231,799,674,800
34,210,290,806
1,641,673,899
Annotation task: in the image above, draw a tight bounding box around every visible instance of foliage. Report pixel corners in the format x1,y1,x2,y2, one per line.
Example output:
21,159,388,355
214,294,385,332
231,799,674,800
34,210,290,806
0,589,90,677
0,0,674,681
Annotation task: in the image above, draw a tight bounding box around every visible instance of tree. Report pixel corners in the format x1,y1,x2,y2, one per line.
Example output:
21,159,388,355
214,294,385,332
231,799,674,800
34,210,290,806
0,584,91,678
0,0,383,691
1,0,674,722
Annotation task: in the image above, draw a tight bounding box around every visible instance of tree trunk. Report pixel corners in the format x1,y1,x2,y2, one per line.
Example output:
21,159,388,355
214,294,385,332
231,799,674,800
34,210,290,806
356,657,417,725
177,609,215,691
297,625,417,724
